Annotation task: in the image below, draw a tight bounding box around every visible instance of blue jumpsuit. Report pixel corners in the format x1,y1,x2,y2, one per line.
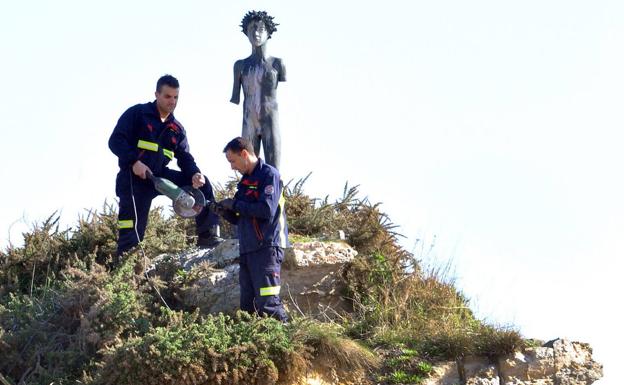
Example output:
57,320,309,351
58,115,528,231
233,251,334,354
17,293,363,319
222,158,289,321
109,101,219,256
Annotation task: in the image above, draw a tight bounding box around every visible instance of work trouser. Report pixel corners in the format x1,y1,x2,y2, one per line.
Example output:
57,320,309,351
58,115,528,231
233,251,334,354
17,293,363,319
115,168,219,256
239,246,288,322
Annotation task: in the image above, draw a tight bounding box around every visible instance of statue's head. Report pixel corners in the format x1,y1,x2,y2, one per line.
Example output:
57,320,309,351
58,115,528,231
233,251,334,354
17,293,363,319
240,10,278,45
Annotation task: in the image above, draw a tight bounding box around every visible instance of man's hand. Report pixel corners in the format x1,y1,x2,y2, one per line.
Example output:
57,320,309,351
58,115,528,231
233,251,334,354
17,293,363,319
210,199,235,216
210,199,239,224
192,173,206,189
219,198,236,211
132,160,151,179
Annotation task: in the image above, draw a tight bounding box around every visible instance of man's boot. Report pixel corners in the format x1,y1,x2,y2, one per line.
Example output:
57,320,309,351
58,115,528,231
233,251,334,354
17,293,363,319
197,225,224,248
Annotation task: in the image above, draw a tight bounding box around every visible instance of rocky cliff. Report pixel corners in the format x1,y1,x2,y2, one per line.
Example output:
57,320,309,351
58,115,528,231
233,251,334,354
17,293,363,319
151,240,603,385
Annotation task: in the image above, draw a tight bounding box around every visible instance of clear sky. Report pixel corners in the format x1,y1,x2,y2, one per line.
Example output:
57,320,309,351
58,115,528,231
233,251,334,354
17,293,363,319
1,1,621,383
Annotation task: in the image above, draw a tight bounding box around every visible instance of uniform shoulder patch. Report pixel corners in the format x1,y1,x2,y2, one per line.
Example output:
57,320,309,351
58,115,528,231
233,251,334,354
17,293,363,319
264,185,274,195
167,122,179,133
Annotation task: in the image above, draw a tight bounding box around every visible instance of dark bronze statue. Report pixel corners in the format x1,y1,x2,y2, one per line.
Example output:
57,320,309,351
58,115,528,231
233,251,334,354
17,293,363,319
230,11,286,170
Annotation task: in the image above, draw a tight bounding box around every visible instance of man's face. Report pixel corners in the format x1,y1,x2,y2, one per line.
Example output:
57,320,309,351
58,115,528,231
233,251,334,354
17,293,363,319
155,85,179,116
225,149,248,174
246,20,268,47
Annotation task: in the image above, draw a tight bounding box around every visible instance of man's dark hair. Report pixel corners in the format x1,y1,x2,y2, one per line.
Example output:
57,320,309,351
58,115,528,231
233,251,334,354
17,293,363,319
240,10,278,38
224,137,255,154
156,74,179,93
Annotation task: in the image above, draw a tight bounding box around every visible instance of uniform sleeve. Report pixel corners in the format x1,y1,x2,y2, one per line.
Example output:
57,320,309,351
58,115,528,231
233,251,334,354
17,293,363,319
108,106,140,168
234,171,279,220
175,127,201,177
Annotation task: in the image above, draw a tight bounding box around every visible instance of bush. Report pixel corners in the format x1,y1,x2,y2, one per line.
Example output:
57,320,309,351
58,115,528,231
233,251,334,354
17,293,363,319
0,203,192,298
0,256,154,385
0,176,530,384
0,213,74,297
90,311,303,385
284,176,407,256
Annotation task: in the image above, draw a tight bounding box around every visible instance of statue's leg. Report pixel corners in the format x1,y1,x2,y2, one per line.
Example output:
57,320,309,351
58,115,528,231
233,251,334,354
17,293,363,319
262,113,281,170
252,135,261,158
242,121,261,157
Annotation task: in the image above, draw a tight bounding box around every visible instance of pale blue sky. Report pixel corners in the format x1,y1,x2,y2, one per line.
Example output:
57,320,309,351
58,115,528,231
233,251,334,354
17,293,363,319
1,1,622,383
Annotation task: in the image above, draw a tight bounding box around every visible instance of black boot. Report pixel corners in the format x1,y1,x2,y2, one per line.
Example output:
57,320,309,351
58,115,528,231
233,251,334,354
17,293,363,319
197,225,224,248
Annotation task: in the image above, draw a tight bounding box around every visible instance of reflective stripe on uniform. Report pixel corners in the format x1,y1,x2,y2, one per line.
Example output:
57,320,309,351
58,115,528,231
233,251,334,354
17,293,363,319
278,193,287,248
260,285,281,296
137,140,158,152
118,219,134,229
163,148,174,160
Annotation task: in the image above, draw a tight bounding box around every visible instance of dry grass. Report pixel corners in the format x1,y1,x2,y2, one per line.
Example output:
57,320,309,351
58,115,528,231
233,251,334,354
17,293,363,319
289,318,380,385
343,250,524,360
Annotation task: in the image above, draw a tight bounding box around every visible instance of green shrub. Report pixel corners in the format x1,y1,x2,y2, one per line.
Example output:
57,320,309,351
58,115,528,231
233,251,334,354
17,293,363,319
139,206,193,256
284,176,405,255
0,256,154,385
65,202,118,265
388,369,424,384
0,213,73,296
0,284,96,383
0,176,531,384
91,310,302,385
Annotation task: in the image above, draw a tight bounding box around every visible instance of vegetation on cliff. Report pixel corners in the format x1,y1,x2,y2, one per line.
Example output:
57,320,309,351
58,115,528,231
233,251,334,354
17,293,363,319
0,177,525,385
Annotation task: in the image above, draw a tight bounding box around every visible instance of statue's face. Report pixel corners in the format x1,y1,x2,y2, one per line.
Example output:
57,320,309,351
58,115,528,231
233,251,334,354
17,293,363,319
246,20,268,47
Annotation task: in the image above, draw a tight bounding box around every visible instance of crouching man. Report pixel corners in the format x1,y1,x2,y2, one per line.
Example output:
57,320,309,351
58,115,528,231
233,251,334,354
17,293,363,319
216,137,288,322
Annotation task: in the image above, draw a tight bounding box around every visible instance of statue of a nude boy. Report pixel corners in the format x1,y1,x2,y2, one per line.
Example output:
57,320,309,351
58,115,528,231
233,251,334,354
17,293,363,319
230,10,286,170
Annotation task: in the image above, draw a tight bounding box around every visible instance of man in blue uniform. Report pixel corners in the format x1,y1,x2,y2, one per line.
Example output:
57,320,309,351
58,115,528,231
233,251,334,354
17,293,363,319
217,137,288,322
109,75,222,260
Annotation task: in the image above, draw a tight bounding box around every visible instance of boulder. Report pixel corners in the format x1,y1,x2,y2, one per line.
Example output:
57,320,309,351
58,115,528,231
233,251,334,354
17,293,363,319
282,241,357,316
421,361,461,385
464,357,499,385
155,240,358,317
421,339,601,385
550,339,603,385
499,347,556,383
446,339,603,385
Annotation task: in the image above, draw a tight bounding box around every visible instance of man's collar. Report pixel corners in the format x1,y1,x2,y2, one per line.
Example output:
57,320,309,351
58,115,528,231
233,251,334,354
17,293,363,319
147,101,174,122
247,158,263,175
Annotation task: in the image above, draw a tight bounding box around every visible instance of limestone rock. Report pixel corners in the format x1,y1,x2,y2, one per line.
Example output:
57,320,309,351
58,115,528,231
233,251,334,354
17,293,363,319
149,239,240,275
499,347,556,383
284,240,358,267
155,240,358,317
282,241,357,316
497,339,602,385
421,339,601,385
464,357,499,385
178,264,240,314
551,339,603,385
421,361,461,385
178,238,240,269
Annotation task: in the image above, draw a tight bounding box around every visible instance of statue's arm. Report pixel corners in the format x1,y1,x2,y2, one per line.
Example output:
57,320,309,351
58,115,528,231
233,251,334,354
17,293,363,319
230,60,243,104
277,58,286,82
